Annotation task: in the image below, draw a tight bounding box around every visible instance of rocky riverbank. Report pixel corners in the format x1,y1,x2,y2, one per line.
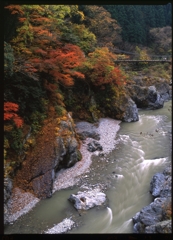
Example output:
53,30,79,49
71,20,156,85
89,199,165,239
132,128,172,233
133,164,172,233
4,118,121,226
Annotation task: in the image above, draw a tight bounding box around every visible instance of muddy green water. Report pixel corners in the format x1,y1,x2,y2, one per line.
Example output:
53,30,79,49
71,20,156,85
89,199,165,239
4,101,172,234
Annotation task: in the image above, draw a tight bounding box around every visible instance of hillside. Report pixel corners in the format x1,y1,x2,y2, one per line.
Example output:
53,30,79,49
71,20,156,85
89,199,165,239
4,5,172,226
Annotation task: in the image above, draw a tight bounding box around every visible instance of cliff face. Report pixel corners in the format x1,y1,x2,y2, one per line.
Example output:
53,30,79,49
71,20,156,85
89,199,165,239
13,113,81,199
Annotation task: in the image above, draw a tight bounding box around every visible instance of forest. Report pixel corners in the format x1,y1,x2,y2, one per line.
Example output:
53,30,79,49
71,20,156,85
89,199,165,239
4,4,172,177
102,4,172,45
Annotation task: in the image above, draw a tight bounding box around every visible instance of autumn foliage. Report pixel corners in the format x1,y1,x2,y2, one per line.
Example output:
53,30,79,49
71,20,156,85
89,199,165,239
28,43,85,86
4,102,23,128
5,5,24,15
80,5,121,50
80,47,126,86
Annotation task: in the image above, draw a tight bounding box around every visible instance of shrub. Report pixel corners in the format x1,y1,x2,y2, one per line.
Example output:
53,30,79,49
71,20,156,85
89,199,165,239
54,105,67,117
30,110,47,134
9,127,23,153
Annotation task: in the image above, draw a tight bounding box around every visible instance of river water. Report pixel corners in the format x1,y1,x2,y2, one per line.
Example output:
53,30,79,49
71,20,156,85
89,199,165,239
4,100,172,234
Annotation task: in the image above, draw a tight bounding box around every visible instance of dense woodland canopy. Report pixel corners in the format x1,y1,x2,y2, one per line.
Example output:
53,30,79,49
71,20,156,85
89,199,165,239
4,4,172,176
102,4,172,45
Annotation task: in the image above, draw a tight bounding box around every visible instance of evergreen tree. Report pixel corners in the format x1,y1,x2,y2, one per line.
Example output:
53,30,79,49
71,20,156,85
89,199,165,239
102,4,171,46
155,5,166,27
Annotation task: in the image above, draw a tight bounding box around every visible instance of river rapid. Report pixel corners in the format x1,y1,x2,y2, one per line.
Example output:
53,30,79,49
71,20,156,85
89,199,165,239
4,100,172,234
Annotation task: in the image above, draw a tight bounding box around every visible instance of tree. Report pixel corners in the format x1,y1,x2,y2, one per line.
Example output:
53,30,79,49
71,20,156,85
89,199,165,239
79,5,121,50
4,102,23,128
61,23,97,54
80,47,126,87
135,46,150,60
28,43,85,87
5,5,86,86
149,26,172,55
102,5,171,46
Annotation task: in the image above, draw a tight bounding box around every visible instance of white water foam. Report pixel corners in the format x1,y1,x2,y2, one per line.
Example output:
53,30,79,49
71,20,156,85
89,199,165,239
115,219,132,233
141,115,166,124
141,157,168,168
116,174,124,179
106,207,113,224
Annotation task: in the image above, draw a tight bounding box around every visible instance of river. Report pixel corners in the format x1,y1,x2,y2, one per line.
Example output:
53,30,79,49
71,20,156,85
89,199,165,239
4,100,172,234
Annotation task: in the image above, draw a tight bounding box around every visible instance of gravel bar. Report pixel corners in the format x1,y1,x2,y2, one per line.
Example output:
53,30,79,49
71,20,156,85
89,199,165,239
53,118,121,192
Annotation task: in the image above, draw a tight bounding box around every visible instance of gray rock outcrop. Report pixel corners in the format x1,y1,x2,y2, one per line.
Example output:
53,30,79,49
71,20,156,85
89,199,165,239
129,85,164,109
12,113,82,200
150,173,165,197
55,135,82,170
122,98,139,122
150,167,171,198
155,81,171,101
4,177,13,225
145,220,172,233
68,188,107,210
133,164,172,233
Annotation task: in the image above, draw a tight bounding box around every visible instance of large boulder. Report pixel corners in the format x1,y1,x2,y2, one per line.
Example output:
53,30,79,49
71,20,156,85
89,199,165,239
150,173,165,198
150,171,172,198
54,114,83,171
75,121,100,140
87,141,103,152
55,135,82,170
122,98,139,122
133,197,168,233
129,85,164,109
44,218,75,234
147,86,164,109
68,188,106,210
110,95,139,122
155,81,171,101
145,220,172,233
76,131,100,140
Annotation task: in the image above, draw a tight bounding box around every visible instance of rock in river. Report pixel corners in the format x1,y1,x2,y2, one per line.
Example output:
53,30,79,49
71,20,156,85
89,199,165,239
122,98,139,122
87,140,103,152
68,188,106,210
150,172,165,197
44,218,75,234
